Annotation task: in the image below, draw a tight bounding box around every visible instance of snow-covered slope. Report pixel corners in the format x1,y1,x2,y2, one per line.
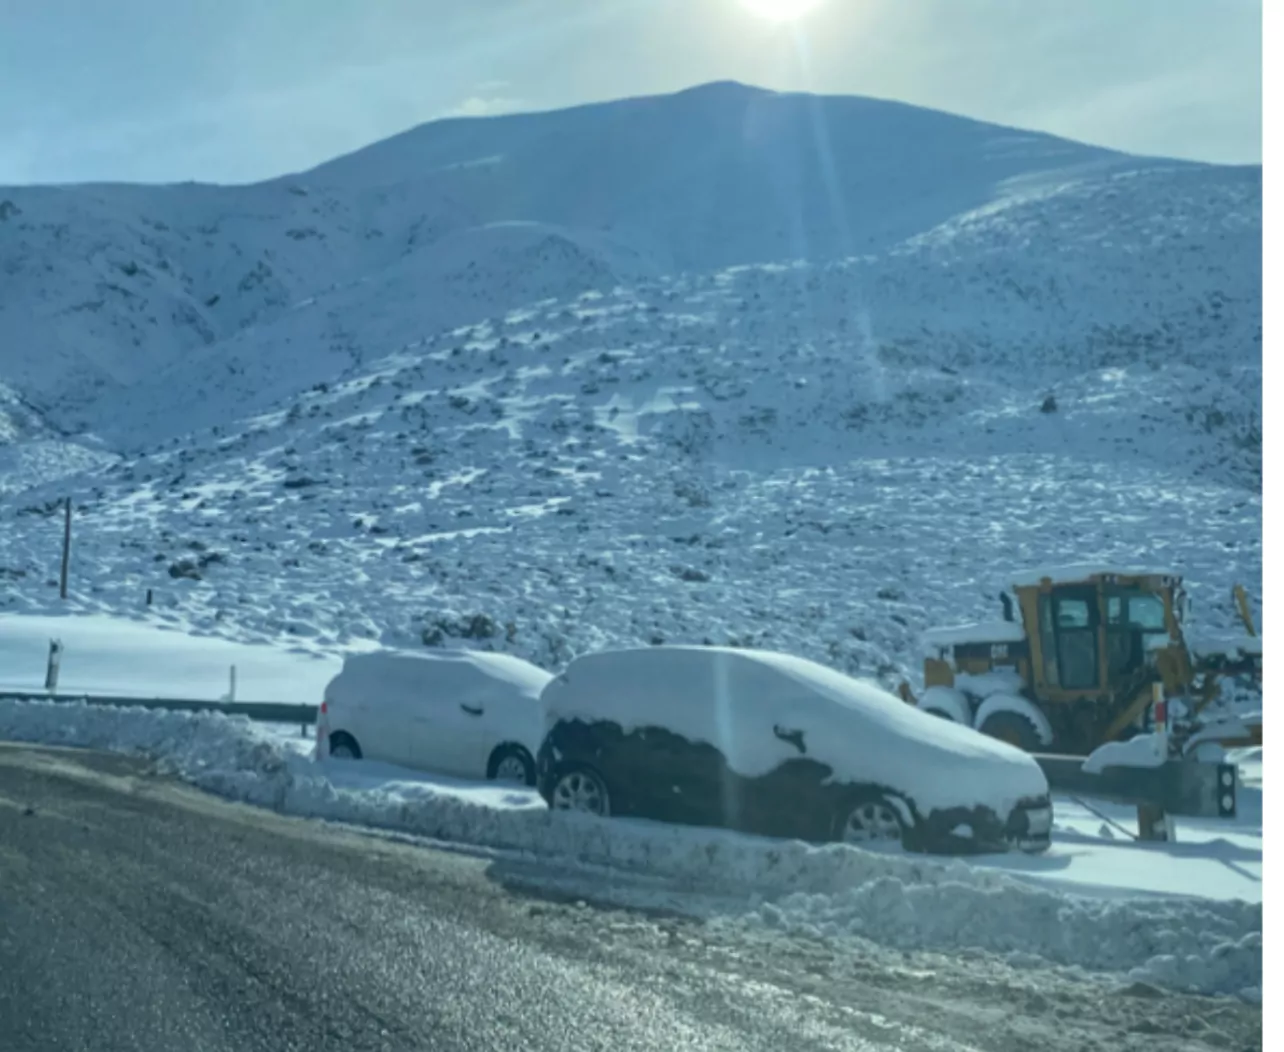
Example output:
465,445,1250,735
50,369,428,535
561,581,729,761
0,250,1261,685
1,82,1252,436
0,381,116,495
0,82,1262,692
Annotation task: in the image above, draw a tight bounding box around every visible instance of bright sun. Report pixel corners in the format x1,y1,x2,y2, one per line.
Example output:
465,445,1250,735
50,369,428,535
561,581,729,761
739,0,826,22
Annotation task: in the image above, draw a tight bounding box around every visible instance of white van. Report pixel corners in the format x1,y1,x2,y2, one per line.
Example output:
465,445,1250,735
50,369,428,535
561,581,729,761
317,649,552,785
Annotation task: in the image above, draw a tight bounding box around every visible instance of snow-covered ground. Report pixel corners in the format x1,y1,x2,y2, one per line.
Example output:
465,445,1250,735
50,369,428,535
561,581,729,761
0,612,353,699
0,696,1261,1000
0,84,1262,703
978,792,1262,903
268,716,1265,909
0,382,117,495
0,613,1263,995
0,82,1263,1000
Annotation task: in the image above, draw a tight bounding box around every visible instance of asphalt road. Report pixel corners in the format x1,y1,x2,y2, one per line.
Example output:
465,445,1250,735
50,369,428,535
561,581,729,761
0,743,1261,1052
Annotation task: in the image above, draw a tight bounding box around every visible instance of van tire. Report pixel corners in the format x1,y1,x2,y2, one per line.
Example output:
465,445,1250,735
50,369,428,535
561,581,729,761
487,744,536,786
328,731,362,760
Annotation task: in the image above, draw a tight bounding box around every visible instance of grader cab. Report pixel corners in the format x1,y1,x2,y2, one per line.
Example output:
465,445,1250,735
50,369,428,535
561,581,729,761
903,567,1262,756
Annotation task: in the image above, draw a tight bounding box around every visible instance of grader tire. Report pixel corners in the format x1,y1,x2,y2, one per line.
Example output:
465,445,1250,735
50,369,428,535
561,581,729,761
976,710,1043,752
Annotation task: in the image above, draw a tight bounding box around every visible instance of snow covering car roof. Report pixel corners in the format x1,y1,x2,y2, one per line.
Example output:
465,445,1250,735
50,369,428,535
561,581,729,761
544,645,1048,815
327,648,552,703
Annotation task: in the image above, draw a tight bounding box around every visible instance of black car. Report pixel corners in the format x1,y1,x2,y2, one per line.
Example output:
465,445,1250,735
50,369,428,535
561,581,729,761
536,646,1053,854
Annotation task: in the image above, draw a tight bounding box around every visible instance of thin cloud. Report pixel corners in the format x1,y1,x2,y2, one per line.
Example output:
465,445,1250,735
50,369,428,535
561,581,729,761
444,95,526,118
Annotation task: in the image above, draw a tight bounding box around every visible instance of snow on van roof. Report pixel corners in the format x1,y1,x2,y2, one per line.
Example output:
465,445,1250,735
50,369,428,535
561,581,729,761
545,645,1047,817
1010,565,1178,587
335,647,552,699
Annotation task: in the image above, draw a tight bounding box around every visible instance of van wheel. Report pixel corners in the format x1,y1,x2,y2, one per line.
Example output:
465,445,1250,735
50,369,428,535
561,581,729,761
328,732,362,760
834,795,905,846
488,745,536,786
550,766,610,817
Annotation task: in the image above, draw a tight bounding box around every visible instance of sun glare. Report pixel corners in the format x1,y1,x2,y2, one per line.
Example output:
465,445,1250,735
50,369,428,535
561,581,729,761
739,0,826,22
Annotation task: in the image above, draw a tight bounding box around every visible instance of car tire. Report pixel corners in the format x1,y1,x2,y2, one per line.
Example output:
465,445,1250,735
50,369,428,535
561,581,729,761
328,731,362,760
548,765,611,817
1017,837,1053,855
487,744,536,786
976,710,1042,752
833,793,906,847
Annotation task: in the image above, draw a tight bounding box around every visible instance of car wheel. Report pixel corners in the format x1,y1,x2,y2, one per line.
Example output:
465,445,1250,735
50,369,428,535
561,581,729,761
549,766,610,817
488,745,536,786
976,710,1042,752
835,796,905,846
328,732,362,760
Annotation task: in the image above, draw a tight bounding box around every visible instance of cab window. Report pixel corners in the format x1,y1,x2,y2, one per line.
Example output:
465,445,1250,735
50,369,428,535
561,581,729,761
1107,593,1166,632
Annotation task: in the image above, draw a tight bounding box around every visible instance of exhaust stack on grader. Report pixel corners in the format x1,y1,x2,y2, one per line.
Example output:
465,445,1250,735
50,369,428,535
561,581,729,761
900,566,1262,757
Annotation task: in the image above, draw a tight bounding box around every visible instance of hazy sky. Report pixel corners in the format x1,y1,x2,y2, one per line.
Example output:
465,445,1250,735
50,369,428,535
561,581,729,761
0,0,1262,186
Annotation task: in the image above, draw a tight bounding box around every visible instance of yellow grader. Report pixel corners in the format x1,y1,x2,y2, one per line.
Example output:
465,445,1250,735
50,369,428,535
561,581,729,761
901,566,1262,756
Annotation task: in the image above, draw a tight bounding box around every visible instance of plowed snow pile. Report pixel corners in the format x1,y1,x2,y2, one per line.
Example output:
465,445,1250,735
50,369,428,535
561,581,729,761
0,698,1260,1000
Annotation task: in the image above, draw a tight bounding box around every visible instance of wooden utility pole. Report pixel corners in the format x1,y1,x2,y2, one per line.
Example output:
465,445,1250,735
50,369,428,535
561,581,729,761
59,497,72,600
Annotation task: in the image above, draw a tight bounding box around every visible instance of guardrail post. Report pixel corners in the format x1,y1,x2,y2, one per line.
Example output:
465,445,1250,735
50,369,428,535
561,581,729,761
1133,682,1174,839
1138,802,1175,842
44,639,63,691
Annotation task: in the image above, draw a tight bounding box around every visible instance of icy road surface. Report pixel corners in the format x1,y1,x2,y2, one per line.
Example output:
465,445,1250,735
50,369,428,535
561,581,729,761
0,743,1260,1052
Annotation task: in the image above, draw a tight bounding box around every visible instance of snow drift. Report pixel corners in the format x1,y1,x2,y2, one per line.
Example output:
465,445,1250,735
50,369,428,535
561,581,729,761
0,698,1260,999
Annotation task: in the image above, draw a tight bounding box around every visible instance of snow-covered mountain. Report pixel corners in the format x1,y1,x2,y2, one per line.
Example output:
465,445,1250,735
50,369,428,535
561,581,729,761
2,81,1248,437
0,82,1262,687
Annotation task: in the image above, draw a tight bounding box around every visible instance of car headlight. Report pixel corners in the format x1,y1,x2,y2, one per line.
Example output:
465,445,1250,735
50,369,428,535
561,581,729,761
1024,806,1052,837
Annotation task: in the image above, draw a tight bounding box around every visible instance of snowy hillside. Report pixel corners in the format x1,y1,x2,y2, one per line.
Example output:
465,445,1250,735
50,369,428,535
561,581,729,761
0,82,1262,689
0,381,116,496
2,82,1251,435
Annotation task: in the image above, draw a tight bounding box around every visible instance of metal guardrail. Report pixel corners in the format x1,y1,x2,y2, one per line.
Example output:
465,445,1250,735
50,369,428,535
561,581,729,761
0,690,315,727
1032,752,1237,819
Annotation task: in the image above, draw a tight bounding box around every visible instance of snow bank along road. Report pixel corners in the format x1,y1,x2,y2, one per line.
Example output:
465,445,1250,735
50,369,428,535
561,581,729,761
0,698,1263,999
0,743,1261,1052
